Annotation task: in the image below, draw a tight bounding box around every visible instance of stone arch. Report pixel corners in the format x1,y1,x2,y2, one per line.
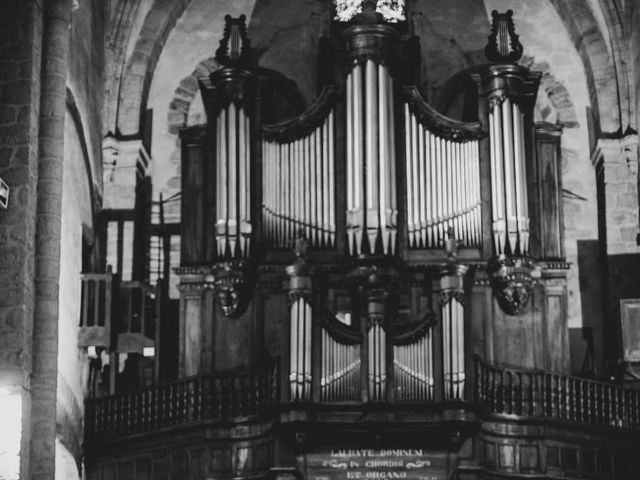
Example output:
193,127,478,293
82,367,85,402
167,57,220,135
116,0,195,136
548,0,626,135
519,56,579,128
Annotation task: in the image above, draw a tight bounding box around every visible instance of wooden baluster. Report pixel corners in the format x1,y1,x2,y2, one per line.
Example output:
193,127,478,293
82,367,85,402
519,372,525,416
570,378,576,421
589,381,595,424
607,385,613,426
494,370,500,412
579,380,584,423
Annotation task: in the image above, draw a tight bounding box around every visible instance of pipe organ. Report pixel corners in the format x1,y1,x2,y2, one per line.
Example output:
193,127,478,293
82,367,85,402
403,91,483,249
488,96,528,256
367,317,387,401
393,326,434,402
216,103,252,258
442,298,465,400
289,295,312,401
177,7,566,414
320,322,361,402
286,239,314,401
439,260,468,401
262,89,337,249
345,59,397,256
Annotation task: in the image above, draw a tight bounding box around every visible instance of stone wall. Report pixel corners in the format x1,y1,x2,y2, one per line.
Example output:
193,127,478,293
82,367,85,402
55,110,94,478
68,0,105,196
0,2,43,477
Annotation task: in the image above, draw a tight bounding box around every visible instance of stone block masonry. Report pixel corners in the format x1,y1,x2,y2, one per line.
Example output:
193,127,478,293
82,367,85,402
0,1,43,478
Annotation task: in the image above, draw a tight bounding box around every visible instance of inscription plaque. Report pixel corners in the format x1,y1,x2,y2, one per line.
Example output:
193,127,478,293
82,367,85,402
305,449,448,480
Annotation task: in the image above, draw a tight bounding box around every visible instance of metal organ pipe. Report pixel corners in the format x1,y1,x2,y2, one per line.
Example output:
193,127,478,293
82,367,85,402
261,108,336,249
403,107,481,249
289,297,312,401
216,104,252,258
489,96,529,256
442,298,465,400
367,320,386,401
346,60,397,256
393,332,434,401
320,328,361,402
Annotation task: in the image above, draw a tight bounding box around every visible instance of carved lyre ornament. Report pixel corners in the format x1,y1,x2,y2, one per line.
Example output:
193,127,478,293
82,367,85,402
484,10,523,63
215,15,253,67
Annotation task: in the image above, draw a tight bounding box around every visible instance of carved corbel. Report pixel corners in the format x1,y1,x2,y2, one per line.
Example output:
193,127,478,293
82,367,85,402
487,256,539,315
212,260,248,317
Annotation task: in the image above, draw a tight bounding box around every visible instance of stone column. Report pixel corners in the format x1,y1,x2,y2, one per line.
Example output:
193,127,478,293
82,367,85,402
176,267,215,377
30,1,73,480
0,2,44,478
592,134,640,363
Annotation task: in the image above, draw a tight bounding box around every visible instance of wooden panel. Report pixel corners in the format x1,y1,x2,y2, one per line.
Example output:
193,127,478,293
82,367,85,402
543,282,569,372
620,299,640,362
498,444,515,469
304,450,450,480
180,128,207,264
492,294,539,369
533,123,563,260
519,445,538,471
214,301,254,371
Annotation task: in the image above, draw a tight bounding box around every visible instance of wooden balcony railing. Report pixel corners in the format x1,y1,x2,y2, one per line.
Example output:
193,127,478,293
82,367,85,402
475,356,640,431
85,364,278,442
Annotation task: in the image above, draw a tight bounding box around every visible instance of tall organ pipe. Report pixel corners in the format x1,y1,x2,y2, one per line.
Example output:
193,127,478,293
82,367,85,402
488,95,530,256
346,60,397,255
403,105,482,249
261,107,336,249
215,103,252,258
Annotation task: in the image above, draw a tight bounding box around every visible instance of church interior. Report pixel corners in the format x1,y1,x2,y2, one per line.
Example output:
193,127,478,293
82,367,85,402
3,0,640,478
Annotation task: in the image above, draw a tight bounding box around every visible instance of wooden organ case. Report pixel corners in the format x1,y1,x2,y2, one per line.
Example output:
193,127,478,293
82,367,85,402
176,6,569,479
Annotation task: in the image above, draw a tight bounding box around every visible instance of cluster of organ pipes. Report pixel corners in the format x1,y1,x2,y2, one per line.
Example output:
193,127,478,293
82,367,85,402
367,320,387,401
442,298,465,400
215,103,252,258
261,112,336,249
393,333,434,401
489,96,529,256
346,59,397,256
289,297,312,401
321,329,361,402
404,105,482,249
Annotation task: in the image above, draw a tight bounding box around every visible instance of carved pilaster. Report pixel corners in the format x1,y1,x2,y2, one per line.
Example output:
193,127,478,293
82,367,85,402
176,267,215,376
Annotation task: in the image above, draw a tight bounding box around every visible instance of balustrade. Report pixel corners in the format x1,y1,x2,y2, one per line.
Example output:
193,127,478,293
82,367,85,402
85,364,277,442
475,356,640,431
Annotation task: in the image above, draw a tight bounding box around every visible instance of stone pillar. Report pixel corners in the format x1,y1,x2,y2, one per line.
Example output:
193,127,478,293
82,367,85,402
0,2,44,478
176,268,215,377
30,1,73,480
592,135,640,363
